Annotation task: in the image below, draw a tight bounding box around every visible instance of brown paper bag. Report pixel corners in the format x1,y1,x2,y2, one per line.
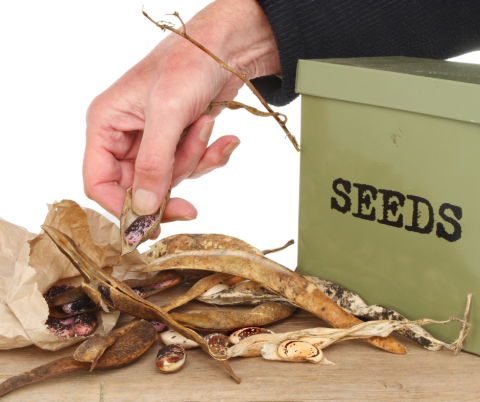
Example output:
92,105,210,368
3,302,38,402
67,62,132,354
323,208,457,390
0,200,147,350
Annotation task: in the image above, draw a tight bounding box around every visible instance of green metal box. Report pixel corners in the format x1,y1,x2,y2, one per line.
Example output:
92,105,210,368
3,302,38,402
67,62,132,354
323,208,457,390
296,57,479,354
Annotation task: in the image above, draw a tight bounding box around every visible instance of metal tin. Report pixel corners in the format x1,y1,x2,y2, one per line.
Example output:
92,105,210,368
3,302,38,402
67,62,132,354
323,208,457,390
296,57,479,354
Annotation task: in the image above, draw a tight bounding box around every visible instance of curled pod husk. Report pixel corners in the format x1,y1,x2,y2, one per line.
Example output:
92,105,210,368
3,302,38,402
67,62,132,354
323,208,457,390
143,233,263,263
0,320,157,398
170,302,296,331
197,280,285,306
144,249,406,355
156,344,186,373
304,276,443,351
42,225,240,384
120,187,171,256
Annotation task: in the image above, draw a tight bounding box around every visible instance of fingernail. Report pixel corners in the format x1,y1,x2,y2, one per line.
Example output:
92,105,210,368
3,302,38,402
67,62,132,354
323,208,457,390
199,119,215,142
133,189,158,215
179,215,196,221
223,140,240,156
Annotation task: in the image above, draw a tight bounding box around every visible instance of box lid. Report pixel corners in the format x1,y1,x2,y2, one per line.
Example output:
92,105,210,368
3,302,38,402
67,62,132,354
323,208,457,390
296,56,480,124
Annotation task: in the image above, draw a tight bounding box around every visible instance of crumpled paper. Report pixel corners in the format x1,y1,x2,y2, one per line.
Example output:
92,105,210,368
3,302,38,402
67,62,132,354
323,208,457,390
0,200,147,350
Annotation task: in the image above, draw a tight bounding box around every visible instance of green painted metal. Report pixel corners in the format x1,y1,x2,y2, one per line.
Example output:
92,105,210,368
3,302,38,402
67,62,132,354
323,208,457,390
296,57,479,354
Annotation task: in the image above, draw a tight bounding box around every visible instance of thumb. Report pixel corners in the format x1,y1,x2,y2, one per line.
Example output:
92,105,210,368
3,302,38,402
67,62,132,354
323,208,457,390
132,99,188,215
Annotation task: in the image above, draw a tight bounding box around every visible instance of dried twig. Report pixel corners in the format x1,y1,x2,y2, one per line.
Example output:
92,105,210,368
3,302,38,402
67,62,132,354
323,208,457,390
262,239,294,255
142,8,300,152
453,293,472,355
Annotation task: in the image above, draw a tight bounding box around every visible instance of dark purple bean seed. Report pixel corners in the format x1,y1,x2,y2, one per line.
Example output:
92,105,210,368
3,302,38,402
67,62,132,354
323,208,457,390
133,286,147,298
43,285,75,302
152,279,178,290
62,298,96,315
74,313,98,336
98,284,113,305
46,317,74,339
124,215,156,245
150,321,167,332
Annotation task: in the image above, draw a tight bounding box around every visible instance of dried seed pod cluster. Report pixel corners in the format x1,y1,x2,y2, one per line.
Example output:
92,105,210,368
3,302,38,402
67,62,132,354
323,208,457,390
36,224,470,389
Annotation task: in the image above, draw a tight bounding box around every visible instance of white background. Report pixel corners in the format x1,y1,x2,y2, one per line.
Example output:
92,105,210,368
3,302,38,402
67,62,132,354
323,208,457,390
1,1,479,270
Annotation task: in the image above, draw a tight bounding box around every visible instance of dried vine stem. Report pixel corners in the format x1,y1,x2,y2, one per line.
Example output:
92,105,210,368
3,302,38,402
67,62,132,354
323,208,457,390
453,293,472,355
210,101,288,124
142,9,300,152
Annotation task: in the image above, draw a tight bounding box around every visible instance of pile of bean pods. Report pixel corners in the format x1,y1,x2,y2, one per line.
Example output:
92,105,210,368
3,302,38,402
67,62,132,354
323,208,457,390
0,199,470,398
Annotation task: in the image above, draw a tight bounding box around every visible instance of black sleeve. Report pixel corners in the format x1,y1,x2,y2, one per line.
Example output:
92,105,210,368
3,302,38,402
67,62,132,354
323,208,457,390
252,0,480,106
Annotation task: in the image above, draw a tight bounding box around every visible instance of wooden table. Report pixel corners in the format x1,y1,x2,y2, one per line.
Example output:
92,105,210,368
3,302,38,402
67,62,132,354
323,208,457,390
1,287,479,401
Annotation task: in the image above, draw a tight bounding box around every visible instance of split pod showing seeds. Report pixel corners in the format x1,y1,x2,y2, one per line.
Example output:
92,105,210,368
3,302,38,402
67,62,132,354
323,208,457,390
120,187,171,256
156,344,186,373
41,225,241,384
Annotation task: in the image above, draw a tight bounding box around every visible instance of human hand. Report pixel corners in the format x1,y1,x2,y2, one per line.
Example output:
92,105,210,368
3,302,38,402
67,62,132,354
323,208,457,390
83,0,280,229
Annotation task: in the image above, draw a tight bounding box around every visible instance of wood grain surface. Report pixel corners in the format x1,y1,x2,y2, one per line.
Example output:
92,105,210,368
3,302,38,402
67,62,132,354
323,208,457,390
1,286,478,401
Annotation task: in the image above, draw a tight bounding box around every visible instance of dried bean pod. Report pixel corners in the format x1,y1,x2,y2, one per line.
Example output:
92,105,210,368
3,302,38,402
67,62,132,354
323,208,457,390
170,302,296,331
156,344,186,373
74,313,98,336
43,285,75,302
143,233,263,263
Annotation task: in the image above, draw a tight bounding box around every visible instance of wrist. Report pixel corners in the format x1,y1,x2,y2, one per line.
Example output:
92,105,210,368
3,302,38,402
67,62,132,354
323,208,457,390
186,0,280,80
